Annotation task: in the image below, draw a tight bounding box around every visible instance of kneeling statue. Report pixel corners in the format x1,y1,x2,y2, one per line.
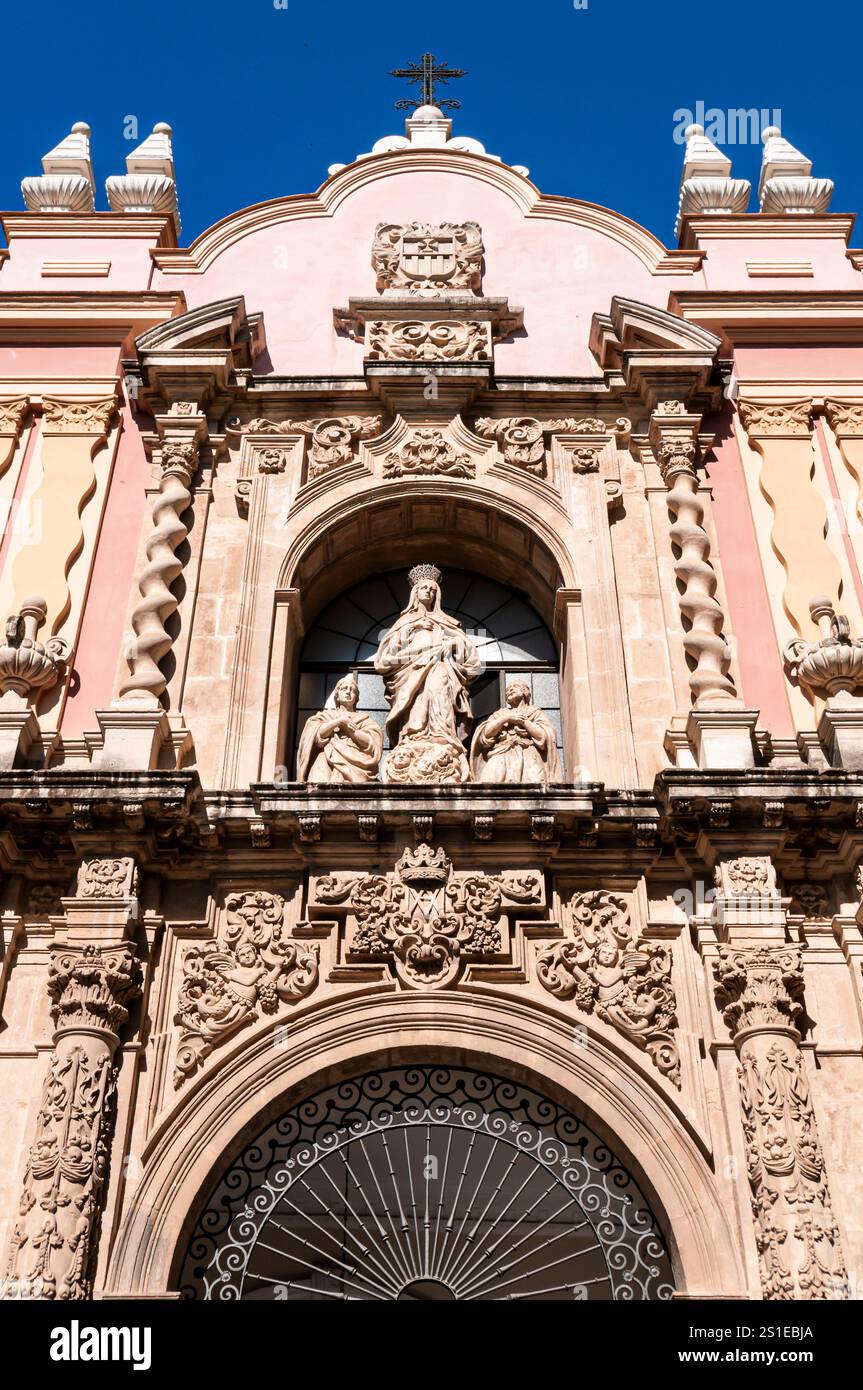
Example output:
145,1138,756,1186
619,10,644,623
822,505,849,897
296,673,383,783
470,680,561,786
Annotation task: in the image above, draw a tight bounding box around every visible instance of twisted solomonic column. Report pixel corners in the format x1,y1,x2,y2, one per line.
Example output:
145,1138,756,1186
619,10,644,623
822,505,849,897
119,432,199,702
649,404,737,707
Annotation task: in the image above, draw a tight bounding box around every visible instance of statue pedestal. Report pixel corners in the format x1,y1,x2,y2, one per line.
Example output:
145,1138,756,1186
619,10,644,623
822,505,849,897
0,709,41,769
95,702,172,771
818,706,863,769
686,708,759,769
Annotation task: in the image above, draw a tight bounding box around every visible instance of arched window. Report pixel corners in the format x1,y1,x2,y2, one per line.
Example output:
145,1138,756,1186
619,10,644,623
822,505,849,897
295,567,563,775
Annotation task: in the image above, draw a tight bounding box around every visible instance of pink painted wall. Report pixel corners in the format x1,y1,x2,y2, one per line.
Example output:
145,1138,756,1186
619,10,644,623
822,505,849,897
704,402,795,737
735,344,863,380
0,235,159,290
0,344,122,377
149,170,705,377
691,232,859,293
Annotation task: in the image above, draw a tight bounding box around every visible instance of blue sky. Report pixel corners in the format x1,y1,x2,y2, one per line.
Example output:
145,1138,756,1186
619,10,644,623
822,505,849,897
1,0,857,246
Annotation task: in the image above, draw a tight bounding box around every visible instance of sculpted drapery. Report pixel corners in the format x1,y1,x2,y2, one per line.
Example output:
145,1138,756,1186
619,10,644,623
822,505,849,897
374,564,481,784
296,674,383,784
470,680,561,786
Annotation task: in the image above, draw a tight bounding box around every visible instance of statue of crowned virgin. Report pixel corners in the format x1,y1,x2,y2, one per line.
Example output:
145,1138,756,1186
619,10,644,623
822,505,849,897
374,564,481,783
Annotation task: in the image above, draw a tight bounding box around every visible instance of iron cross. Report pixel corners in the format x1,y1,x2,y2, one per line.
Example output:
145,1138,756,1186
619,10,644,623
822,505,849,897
390,53,467,112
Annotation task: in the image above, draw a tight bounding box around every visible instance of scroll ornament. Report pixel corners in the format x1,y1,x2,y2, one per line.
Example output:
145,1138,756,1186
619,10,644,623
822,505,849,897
474,416,620,479
316,843,543,990
174,890,319,1085
536,890,680,1084
245,416,379,479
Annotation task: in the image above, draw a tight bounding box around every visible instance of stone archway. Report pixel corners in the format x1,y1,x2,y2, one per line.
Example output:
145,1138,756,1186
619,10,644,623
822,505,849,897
178,1063,676,1301
104,993,748,1299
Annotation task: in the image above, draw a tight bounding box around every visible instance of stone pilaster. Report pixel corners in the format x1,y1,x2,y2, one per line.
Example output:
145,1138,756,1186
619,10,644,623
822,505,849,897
1,856,140,1301
711,859,848,1300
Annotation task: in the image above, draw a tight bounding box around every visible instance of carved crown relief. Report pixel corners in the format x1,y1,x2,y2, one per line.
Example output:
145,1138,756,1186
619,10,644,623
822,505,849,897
312,843,545,991
372,221,484,296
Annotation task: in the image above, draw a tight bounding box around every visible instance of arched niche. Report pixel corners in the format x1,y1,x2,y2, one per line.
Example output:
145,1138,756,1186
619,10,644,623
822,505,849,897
261,489,584,783
294,566,564,778
104,993,747,1299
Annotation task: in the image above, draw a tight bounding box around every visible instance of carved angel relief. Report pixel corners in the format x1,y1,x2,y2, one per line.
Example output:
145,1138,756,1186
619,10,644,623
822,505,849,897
536,890,680,1085
372,222,484,296
174,890,319,1086
313,843,544,990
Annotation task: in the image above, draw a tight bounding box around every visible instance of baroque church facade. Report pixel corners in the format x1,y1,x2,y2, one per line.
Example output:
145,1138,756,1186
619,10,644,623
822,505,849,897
0,89,861,1302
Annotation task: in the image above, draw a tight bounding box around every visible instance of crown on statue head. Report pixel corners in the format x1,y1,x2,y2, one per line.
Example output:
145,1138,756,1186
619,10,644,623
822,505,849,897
408,563,442,587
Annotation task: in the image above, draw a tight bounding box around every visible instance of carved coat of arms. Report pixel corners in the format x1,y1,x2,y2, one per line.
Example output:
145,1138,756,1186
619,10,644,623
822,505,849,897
372,221,484,296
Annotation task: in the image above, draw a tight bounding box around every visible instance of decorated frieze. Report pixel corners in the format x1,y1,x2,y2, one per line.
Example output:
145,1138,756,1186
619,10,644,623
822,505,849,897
536,890,680,1084
367,318,491,362
243,415,380,480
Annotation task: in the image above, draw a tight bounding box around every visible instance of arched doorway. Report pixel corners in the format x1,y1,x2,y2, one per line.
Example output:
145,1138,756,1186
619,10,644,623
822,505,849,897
294,567,563,776
178,1065,674,1301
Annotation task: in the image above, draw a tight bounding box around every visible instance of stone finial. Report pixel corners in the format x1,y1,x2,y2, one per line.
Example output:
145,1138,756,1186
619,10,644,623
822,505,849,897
784,597,863,703
758,126,833,214
0,597,69,702
106,122,180,233
675,124,750,236
21,121,95,212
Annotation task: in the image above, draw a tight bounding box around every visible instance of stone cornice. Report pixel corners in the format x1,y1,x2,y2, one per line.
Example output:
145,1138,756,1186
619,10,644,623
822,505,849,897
0,290,186,345
148,149,700,277
669,290,863,346
0,211,176,245
677,212,855,250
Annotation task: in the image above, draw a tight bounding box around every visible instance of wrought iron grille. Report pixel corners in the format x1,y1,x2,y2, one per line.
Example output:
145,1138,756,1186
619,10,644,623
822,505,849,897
179,1067,675,1301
